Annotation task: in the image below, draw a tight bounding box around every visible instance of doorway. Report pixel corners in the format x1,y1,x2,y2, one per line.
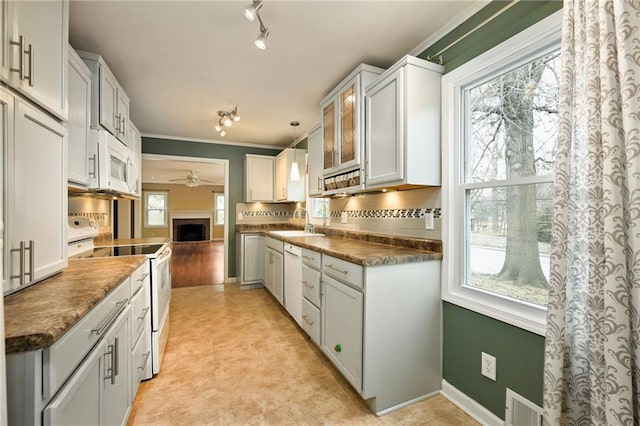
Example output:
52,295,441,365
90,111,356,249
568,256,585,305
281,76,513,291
141,153,230,284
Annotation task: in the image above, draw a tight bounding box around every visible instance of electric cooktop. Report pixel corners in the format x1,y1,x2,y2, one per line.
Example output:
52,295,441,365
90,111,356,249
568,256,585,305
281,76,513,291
84,244,165,257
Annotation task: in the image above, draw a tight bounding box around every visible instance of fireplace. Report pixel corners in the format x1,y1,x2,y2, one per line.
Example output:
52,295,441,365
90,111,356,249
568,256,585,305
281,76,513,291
173,218,210,242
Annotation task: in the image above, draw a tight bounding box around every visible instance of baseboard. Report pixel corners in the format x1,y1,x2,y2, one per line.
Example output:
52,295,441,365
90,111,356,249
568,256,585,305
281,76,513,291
374,390,440,416
441,380,502,426
225,277,237,284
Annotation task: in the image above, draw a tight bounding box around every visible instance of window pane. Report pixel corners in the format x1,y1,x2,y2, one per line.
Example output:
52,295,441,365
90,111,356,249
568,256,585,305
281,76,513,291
467,50,560,183
466,183,552,306
216,210,224,225
147,210,165,226
215,195,224,209
147,194,166,210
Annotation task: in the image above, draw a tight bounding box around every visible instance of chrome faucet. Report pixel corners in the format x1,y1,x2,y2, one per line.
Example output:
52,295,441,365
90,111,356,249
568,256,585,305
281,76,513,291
293,207,314,233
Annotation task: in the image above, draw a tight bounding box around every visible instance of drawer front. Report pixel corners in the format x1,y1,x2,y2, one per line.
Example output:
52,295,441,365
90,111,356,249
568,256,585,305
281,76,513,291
132,326,152,397
265,236,283,253
302,248,321,269
130,260,150,296
44,278,130,399
131,281,151,346
301,298,321,346
301,264,321,307
322,255,363,289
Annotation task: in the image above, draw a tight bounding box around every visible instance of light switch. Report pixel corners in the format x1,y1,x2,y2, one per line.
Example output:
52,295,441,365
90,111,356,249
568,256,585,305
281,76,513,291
425,211,434,230
340,212,348,224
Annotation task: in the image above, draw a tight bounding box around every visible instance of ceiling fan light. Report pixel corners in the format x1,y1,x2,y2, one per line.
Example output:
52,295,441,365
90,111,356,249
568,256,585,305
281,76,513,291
233,114,240,122
214,124,222,132
219,130,226,137
244,0,262,22
255,29,268,50
223,117,232,127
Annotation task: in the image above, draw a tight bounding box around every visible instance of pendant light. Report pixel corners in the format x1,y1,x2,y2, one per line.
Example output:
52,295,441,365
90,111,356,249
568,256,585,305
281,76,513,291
290,121,300,181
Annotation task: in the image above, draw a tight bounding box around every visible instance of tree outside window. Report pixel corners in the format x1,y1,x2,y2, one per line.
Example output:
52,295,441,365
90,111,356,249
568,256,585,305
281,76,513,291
145,191,167,227
463,49,560,306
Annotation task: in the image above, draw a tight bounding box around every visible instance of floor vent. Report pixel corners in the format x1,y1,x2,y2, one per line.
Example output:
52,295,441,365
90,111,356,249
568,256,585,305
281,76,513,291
505,388,543,426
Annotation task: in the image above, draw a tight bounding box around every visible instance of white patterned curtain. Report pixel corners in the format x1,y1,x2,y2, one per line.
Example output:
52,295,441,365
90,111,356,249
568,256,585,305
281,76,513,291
543,1,640,425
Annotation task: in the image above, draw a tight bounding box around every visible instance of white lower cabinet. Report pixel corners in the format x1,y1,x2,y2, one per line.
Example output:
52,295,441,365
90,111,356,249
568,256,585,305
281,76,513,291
301,298,321,346
239,233,264,287
321,275,363,390
101,305,131,426
264,244,284,305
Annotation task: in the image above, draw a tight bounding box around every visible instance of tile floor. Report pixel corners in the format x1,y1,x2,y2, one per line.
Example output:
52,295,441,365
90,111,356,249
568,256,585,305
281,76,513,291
129,284,479,425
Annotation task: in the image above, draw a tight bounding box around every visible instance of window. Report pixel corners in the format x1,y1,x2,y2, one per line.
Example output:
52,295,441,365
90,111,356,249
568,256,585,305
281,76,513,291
145,191,167,227
442,11,562,335
214,193,225,225
310,198,329,219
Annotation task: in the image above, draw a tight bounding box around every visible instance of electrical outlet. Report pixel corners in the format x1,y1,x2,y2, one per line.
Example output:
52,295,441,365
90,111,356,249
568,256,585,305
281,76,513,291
340,212,348,224
481,352,497,381
237,212,243,221
424,211,434,230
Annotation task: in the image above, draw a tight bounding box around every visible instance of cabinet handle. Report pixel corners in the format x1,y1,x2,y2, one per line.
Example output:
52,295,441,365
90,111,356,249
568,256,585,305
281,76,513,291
302,255,314,261
24,240,34,281
334,343,342,353
302,315,314,326
138,351,151,370
9,36,24,80
114,113,121,133
88,154,97,177
113,337,120,378
104,344,115,384
137,272,150,282
91,299,128,335
138,306,150,320
9,242,25,285
120,117,126,136
326,264,348,275
24,42,33,87
317,176,322,191
302,280,314,289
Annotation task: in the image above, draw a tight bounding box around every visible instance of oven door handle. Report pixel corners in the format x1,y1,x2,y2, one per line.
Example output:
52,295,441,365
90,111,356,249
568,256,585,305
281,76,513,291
156,247,172,263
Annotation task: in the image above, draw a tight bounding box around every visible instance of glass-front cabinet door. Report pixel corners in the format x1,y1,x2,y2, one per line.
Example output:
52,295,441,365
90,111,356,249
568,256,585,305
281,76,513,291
340,83,356,165
322,100,336,170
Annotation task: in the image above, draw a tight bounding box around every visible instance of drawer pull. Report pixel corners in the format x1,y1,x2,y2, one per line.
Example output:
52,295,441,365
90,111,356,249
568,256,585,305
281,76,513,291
113,337,120,377
326,264,348,275
334,343,342,353
92,299,128,336
302,255,315,261
302,315,314,326
138,307,150,320
104,344,115,384
138,351,151,370
137,272,150,282
302,281,314,289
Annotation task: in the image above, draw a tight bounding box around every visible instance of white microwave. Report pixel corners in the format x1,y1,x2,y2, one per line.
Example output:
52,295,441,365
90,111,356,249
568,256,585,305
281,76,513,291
89,129,138,195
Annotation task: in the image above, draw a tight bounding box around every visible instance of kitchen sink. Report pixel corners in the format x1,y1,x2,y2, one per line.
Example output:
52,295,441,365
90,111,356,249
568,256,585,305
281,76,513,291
269,230,325,237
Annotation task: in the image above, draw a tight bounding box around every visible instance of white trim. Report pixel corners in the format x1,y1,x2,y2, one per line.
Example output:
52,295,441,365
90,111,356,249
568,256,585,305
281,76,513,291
441,380,503,426
441,10,562,337
141,153,230,283
374,391,440,416
408,1,491,57
143,190,168,228
141,132,284,151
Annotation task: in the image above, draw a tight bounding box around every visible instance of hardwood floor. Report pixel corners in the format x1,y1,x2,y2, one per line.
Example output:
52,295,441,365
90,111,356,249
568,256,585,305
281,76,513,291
129,284,479,425
171,241,224,288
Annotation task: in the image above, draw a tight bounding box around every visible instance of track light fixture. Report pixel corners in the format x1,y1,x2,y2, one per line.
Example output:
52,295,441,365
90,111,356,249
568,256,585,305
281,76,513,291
244,0,269,50
215,107,240,138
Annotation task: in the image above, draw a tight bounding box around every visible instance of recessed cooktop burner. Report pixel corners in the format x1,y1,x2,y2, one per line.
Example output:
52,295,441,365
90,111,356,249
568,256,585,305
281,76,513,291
90,244,165,257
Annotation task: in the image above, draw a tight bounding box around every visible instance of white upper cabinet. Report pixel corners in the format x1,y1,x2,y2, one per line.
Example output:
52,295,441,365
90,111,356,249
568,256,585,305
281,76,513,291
2,0,68,119
275,148,306,202
3,88,67,295
128,121,142,197
245,154,275,202
320,64,383,194
77,50,131,145
67,45,92,187
306,125,323,197
365,56,443,189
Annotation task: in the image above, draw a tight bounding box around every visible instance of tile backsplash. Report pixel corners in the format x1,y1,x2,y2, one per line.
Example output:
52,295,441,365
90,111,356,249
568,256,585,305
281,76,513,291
236,202,298,224
329,187,441,239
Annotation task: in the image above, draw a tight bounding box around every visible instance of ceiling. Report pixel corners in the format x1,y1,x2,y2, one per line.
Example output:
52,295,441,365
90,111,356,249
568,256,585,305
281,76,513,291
69,0,485,148
142,157,225,185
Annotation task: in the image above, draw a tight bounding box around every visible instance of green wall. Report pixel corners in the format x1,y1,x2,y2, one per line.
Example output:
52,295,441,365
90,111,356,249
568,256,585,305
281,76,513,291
141,137,281,277
443,303,545,417
419,0,562,420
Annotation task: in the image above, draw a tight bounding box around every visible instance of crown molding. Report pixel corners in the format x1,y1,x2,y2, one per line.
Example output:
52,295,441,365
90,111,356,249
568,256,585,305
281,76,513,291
141,132,285,151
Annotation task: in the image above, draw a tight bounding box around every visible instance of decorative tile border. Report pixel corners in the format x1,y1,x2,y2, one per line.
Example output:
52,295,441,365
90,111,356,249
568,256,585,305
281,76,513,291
330,208,442,219
240,210,290,217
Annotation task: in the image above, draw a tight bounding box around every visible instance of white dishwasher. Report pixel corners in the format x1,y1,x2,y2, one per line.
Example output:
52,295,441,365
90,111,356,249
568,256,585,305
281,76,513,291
284,243,303,326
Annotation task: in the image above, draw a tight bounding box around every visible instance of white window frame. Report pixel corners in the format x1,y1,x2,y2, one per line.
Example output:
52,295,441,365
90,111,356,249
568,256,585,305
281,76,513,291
214,193,224,225
144,190,168,228
441,10,562,336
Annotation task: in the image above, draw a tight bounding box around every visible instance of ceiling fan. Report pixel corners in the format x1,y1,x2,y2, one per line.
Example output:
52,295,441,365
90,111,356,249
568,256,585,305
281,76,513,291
169,170,216,187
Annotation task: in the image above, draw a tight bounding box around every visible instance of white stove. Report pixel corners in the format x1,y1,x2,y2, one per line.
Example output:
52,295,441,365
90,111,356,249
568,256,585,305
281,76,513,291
66,216,172,375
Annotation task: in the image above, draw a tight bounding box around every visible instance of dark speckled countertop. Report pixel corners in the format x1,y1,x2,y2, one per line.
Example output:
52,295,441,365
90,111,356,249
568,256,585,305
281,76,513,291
237,224,442,265
5,256,147,354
